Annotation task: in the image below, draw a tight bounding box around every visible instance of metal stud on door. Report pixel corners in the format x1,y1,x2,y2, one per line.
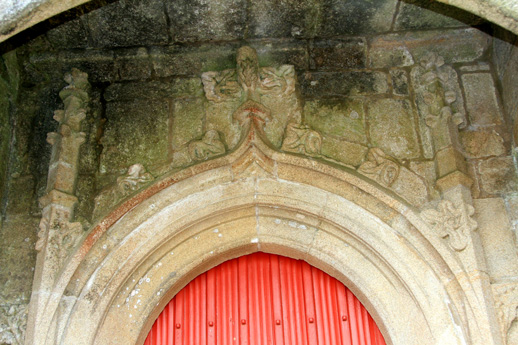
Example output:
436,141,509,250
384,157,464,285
144,253,386,345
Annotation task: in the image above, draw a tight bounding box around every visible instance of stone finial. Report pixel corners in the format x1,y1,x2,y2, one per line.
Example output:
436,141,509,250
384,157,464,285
421,200,477,251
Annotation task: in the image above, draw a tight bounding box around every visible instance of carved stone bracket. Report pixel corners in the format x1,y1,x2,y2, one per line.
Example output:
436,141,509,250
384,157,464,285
493,282,518,345
93,163,154,219
421,200,477,251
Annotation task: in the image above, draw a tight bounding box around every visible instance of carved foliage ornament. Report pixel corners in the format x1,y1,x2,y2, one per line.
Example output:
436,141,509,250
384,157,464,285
281,123,322,156
421,200,477,251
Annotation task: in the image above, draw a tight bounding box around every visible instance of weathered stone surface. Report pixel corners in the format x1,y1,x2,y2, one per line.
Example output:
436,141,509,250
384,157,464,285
318,0,398,37
86,0,169,48
390,69,409,96
310,38,366,70
104,78,204,101
460,129,506,158
367,98,420,159
166,0,246,42
394,0,485,31
462,73,504,127
0,216,38,302
304,99,366,144
5,176,35,215
391,166,429,207
100,99,169,174
114,48,151,81
368,37,414,68
58,50,116,82
150,44,238,78
247,0,323,38
46,18,89,50
171,98,205,152
477,157,518,195
249,39,309,70
301,71,388,98
320,136,367,167
371,28,490,65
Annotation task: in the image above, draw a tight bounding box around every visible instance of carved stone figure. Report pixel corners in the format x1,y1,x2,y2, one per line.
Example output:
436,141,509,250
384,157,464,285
188,130,226,161
421,200,477,251
93,163,153,219
201,46,302,149
281,123,322,156
358,148,400,187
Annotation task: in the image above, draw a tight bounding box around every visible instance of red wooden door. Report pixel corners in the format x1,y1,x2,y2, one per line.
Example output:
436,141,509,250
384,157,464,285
144,252,386,345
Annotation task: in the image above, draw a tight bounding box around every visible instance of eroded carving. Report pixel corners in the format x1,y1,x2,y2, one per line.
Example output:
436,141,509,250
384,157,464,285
493,283,518,345
0,298,28,345
421,200,477,251
358,148,400,187
200,46,302,150
93,163,154,219
281,123,322,156
414,53,465,130
188,130,226,161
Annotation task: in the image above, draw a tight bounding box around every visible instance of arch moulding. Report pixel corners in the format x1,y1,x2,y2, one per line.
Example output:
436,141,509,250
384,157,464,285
26,118,499,345
1,0,518,44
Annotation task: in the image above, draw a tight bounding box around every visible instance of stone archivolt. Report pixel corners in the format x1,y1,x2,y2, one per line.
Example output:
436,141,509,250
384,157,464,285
27,47,503,345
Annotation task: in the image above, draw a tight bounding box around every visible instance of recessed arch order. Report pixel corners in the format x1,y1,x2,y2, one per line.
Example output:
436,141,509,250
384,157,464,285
33,123,486,345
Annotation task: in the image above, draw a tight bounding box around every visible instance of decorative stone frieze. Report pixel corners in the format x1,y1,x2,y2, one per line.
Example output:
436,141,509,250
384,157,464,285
93,163,153,219
493,282,518,345
421,199,477,251
358,148,399,187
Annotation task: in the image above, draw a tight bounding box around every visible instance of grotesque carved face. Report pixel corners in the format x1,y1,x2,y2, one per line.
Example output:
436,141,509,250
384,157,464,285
237,46,259,89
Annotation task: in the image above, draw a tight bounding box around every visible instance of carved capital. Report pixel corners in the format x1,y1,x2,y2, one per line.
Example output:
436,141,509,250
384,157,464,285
493,282,518,344
421,200,477,251
358,148,400,187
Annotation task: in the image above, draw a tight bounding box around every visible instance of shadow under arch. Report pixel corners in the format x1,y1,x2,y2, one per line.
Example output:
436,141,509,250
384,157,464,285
33,122,483,345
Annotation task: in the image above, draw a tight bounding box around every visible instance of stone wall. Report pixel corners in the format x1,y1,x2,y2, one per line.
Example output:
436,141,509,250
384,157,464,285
1,0,518,344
